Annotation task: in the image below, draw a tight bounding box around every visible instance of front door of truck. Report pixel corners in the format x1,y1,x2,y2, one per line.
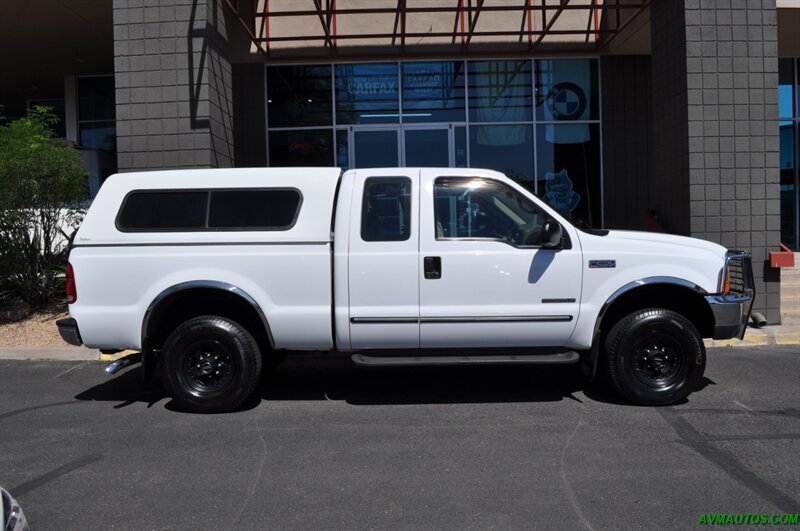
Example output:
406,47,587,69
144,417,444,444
418,172,582,348
348,169,420,349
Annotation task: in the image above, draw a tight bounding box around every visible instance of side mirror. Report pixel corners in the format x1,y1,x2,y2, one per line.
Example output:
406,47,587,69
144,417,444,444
539,220,563,248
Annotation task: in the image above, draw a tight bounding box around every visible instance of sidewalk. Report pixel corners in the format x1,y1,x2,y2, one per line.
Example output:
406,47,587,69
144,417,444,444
0,346,100,361
703,324,800,348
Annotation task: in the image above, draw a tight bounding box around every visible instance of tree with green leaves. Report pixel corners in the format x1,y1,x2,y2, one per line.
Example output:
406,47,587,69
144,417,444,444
0,105,88,311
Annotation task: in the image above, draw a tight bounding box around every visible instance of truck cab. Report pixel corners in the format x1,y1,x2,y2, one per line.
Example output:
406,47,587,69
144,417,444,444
335,168,583,351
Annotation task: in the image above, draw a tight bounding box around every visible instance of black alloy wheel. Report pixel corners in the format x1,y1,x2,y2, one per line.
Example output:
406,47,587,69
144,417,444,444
631,335,686,389
181,340,235,395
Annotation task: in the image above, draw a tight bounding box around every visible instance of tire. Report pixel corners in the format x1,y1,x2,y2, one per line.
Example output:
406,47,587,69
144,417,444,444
605,308,705,406
160,315,262,413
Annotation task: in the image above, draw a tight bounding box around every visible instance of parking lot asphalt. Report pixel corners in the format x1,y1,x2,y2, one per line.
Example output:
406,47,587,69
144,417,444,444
0,346,798,530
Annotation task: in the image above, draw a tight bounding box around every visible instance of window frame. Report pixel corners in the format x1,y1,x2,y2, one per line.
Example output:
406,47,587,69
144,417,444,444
115,187,304,233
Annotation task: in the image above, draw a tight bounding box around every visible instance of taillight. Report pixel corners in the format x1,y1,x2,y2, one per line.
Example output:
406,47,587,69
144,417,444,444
66,262,77,304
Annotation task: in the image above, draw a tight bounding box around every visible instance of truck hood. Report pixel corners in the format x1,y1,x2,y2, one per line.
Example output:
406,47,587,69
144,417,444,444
599,230,727,257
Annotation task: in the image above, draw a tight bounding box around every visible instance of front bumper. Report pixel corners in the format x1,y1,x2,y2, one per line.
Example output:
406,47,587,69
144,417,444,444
705,293,754,340
705,251,755,340
56,317,83,346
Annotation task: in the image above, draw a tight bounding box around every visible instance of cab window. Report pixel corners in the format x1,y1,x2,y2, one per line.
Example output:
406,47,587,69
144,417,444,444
361,177,412,242
434,177,546,246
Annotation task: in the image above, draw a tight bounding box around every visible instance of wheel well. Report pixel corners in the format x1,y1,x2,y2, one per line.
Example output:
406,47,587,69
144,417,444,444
599,284,715,341
144,287,274,357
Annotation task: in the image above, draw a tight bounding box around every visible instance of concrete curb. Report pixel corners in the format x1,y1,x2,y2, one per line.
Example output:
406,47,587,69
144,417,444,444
703,329,800,348
0,347,101,361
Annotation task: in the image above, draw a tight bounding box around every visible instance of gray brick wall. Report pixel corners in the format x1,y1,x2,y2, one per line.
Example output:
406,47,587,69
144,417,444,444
650,0,782,323
113,0,233,171
601,55,652,231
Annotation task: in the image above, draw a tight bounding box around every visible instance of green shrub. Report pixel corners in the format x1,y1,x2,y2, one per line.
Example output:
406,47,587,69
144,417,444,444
0,106,88,310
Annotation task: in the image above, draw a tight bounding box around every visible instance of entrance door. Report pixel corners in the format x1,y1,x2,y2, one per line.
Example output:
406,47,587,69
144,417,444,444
352,129,400,168
350,126,453,169
403,127,451,167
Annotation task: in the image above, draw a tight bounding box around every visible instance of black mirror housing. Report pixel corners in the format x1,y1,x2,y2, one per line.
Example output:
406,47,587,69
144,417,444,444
540,220,563,248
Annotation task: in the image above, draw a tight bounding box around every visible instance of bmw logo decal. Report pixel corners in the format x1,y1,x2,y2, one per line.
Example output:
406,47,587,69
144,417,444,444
547,82,587,120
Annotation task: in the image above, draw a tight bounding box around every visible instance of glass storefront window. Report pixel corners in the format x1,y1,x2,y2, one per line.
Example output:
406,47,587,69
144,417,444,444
268,129,333,167
352,130,400,167
780,121,797,248
79,121,116,153
267,65,332,127
78,77,115,123
336,63,399,124
401,61,466,123
778,58,794,119
469,124,534,189
536,123,601,228
535,59,599,122
78,76,116,151
265,58,603,223
404,129,450,167
468,60,533,123
778,58,800,249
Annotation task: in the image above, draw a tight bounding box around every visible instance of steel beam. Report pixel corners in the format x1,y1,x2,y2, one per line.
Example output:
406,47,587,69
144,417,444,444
253,4,649,17
221,0,654,61
254,28,617,44
532,0,570,49
464,0,485,47
312,0,334,48
222,0,268,57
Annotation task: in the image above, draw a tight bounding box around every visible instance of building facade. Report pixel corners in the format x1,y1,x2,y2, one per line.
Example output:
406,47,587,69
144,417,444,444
1,0,799,323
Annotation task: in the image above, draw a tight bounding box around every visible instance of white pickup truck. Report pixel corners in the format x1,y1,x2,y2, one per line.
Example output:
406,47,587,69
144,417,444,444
57,167,754,412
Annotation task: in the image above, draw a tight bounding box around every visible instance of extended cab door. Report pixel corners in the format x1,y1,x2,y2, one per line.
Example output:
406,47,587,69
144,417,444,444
418,171,582,348
348,169,420,349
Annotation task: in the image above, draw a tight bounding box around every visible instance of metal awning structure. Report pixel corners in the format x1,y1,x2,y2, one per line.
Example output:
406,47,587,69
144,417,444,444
223,0,653,62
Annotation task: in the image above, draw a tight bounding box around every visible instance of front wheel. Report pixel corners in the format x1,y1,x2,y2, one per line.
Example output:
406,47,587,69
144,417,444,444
160,316,262,413
605,308,705,406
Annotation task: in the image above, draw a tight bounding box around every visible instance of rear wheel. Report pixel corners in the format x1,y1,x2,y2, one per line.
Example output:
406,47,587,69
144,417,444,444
160,315,262,413
605,308,705,406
